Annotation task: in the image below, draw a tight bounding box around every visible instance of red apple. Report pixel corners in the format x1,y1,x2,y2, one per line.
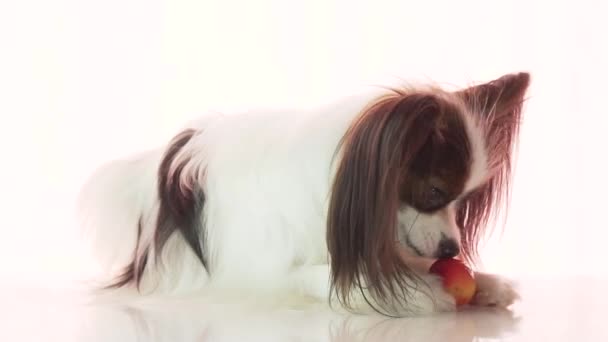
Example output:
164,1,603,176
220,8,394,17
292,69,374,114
429,258,476,306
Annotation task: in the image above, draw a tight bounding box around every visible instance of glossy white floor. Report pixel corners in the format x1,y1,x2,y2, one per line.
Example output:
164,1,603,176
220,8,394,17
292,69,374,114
2,276,606,342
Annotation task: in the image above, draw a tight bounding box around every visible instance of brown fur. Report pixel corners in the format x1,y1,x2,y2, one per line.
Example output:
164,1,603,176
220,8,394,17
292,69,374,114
400,100,472,213
154,128,207,267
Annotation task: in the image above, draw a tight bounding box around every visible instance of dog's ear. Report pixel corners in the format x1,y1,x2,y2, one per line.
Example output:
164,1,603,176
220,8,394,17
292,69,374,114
327,92,447,315
458,72,530,169
459,72,530,114
155,129,207,268
455,73,531,264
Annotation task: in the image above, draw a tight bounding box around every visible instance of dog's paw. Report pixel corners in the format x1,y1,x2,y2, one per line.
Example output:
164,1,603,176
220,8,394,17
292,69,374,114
471,272,520,308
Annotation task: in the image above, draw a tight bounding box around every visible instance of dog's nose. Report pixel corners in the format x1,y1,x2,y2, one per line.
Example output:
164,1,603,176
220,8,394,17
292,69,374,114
436,238,460,259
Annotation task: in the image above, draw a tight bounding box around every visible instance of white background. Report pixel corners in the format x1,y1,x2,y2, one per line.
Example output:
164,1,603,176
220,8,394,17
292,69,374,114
0,0,606,288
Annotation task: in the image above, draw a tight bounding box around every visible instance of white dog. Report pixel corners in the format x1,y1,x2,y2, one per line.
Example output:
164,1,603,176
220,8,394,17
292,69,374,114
79,72,529,316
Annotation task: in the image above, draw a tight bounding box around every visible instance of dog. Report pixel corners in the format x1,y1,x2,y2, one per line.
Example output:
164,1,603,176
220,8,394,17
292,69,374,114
79,72,530,316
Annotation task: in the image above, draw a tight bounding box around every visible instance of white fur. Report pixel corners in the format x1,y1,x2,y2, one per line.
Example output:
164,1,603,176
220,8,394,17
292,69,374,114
472,272,520,307
461,106,490,193
80,91,377,293
78,150,160,276
79,88,517,315
397,203,462,258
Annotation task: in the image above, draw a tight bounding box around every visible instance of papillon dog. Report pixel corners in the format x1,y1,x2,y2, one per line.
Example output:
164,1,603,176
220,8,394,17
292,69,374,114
79,72,530,316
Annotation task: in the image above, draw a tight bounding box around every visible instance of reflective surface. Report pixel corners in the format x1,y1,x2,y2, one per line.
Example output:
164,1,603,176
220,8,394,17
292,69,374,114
3,277,607,342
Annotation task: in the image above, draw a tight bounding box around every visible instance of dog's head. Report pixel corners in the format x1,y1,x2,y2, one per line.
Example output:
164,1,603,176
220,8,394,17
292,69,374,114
327,72,530,314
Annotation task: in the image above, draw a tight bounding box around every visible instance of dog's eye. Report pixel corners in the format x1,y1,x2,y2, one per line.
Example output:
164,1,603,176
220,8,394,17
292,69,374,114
423,186,446,211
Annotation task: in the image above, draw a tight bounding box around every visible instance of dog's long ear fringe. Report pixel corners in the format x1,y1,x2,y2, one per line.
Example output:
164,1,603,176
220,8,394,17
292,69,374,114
106,129,208,290
327,92,446,316
456,72,531,265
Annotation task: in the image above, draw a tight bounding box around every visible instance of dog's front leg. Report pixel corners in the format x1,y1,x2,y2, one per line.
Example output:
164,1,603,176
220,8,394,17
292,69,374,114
470,272,520,307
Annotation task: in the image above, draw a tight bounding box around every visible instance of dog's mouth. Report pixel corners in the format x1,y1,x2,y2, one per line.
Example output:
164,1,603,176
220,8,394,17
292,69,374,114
404,234,424,257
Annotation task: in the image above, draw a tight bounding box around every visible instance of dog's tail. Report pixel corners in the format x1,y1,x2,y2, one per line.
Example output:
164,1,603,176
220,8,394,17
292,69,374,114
77,149,162,290
78,118,216,295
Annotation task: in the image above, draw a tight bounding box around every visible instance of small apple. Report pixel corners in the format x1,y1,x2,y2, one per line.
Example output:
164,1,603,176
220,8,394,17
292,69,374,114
429,258,476,306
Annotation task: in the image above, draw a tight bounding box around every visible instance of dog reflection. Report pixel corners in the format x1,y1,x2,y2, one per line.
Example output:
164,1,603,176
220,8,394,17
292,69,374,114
78,301,519,342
